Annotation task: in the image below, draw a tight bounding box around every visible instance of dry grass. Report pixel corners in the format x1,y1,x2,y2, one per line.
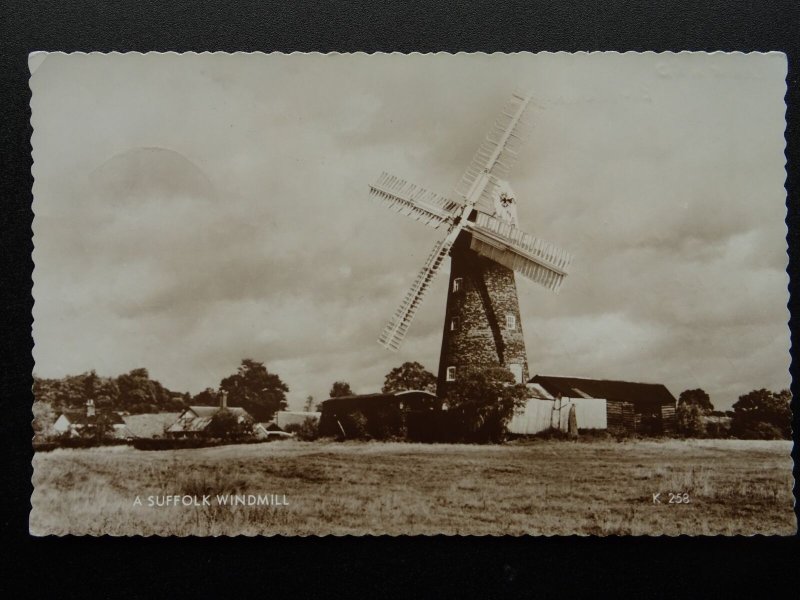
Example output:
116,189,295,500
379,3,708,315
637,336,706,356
30,439,795,536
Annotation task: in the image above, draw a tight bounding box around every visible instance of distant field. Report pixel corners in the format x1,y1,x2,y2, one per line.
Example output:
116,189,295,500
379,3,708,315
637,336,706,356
31,439,795,536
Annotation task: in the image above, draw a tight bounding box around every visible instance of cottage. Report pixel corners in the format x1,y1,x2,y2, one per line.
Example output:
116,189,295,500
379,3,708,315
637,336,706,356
529,375,677,435
53,400,126,438
166,394,253,438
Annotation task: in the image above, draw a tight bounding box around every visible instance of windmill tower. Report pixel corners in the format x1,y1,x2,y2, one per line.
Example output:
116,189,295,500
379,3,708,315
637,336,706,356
368,91,572,397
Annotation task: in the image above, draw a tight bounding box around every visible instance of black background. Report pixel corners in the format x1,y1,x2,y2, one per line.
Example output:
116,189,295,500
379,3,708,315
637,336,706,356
1,1,798,597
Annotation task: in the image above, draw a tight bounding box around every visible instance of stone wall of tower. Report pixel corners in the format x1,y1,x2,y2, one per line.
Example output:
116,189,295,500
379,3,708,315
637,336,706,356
436,234,529,397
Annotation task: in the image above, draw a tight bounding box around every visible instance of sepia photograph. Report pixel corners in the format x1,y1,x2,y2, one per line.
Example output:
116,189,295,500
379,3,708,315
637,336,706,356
28,51,793,536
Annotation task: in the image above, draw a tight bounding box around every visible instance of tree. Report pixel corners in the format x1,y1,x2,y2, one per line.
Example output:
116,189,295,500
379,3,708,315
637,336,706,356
219,359,289,422
303,395,315,412
283,417,319,441
329,381,354,398
192,387,220,406
90,412,117,441
445,367,529,443
677,388,713,412
83,369,99,400
207,409,253,440
34,369,187,415
731,388,791,439
676,403,706,437
32,401,58,440
381,361,437,394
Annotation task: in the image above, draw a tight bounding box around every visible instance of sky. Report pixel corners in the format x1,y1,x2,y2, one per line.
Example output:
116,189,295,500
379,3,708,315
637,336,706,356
30,52,789,411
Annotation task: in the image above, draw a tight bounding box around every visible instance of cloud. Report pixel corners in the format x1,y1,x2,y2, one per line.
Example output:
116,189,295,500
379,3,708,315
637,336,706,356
31,53,789,410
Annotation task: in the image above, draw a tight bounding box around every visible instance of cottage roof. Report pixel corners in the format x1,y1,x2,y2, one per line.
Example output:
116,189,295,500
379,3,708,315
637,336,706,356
530,375,676,409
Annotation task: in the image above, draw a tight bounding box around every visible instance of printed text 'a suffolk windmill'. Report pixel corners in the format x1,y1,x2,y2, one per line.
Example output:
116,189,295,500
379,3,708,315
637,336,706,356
368,91,573,395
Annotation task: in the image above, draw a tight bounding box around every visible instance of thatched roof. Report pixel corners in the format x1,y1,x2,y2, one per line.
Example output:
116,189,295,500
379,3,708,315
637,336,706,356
122,412,182,438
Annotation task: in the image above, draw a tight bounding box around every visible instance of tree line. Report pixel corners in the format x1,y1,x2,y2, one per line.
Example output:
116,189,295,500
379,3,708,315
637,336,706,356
33,360,791,442
676,387,791,440
33,359,440,429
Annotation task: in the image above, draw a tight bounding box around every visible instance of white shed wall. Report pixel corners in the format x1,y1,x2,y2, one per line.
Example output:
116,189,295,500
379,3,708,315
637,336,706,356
508,397,607,435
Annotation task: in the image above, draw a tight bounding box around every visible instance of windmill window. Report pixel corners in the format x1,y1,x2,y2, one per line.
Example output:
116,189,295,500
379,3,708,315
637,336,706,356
450,317,459,331
506,313,516,330
446,366,456,381
452,278,463,293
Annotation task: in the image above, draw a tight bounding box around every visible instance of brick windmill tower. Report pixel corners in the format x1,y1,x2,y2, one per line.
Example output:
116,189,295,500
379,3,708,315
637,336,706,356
368,91,572,397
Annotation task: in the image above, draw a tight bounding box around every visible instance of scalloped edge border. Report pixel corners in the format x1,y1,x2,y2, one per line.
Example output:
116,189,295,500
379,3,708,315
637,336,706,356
28,50,795,538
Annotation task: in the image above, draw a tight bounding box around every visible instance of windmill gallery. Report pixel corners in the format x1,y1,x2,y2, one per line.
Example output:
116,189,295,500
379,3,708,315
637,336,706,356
319,91,678,440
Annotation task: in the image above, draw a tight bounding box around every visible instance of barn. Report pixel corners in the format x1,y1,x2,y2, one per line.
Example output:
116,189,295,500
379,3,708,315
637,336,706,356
529,375,677,435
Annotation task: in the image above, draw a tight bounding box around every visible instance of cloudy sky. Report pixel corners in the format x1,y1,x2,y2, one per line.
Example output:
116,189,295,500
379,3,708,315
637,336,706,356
31,52,789,410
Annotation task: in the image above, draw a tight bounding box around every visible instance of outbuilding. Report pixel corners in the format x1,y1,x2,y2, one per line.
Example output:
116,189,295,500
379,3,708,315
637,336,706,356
529,375,677,435
318,390,439,439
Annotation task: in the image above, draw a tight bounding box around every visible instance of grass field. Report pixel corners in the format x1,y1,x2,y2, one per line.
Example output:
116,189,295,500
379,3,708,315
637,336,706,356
30,438,795,536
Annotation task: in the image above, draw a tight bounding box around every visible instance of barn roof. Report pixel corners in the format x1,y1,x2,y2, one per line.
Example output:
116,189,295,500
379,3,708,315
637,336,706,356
530,375,676,409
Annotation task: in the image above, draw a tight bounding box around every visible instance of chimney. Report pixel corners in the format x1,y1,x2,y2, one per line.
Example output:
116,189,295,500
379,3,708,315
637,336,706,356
220,390,228,410
86,398,96,418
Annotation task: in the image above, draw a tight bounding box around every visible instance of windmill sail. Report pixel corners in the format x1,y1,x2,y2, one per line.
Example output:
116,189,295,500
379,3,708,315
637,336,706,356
369,171,463,230
453,91,535,213
370,90,573,352
468,212,572,292
378,236,454,350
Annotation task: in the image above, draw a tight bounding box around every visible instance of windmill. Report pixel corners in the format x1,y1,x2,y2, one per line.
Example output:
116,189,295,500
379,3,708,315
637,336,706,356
368,90,572,396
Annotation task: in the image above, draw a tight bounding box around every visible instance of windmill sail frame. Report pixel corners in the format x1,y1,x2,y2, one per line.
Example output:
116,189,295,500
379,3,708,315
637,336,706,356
371,90,572,350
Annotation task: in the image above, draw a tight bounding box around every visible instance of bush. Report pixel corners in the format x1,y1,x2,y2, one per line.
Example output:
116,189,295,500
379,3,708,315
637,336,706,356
131,437,270,451
368,406,407,440
34,437,131,451
734,421,785,440
341,410,369,439
676,404,706,437
445,367,529,443
132,438,211,451
207,409,254,441
283,418,319,441
731,389,791,439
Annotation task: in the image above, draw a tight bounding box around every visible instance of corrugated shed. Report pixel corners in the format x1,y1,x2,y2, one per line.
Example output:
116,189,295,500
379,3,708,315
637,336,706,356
508,399,555,435
508,397,607,435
